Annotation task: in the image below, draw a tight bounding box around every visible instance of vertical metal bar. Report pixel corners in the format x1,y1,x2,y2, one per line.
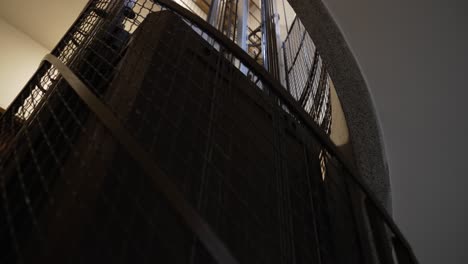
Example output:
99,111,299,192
283,43,290,92
220,0,227,33
236,0,249,74
207,0,221,26
273,0,287,87
260,0,267,68
261,0,280,80
236,0,249,51
224,0,231,37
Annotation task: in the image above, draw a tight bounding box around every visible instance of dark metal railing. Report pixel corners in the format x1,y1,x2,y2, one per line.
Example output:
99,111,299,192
282,16,331,133
0,0,417,263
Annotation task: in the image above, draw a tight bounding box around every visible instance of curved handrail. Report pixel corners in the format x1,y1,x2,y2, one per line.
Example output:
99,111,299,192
43,53,240,264
290,0,392,215
0,0,417,261
154,0,418,262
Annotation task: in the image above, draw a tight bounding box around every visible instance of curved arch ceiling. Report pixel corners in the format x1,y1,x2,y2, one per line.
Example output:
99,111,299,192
320,1,468,264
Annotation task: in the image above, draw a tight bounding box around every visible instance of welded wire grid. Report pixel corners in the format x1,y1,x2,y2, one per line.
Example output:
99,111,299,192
0,77,218,262
0,0,415,263
283,17,331,134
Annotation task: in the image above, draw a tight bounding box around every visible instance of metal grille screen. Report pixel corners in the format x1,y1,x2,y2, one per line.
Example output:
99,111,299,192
0,1,417,264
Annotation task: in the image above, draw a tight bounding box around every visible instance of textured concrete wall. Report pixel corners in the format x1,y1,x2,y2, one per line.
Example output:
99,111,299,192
286,0,391,211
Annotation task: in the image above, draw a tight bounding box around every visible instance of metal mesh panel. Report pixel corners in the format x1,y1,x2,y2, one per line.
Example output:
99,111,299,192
0,1,417,263
0,80,215,263
283,17,332,133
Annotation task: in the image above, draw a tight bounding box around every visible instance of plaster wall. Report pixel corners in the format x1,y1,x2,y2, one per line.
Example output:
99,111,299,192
0,18,48,109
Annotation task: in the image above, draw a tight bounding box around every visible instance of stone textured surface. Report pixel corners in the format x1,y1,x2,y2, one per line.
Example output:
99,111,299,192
287,0,391,212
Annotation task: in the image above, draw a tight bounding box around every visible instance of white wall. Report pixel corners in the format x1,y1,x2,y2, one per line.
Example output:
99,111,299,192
0,0,88,50
0,17,48,109
321,1,468,263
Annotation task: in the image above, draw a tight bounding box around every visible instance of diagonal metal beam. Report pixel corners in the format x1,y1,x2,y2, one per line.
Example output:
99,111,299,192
43,53,240,264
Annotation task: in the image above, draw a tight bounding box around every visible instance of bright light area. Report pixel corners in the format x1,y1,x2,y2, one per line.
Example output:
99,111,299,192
0,18,48,109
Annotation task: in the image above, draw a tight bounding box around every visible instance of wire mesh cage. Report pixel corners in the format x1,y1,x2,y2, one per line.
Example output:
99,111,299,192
282,17,331,133
0,0,417,263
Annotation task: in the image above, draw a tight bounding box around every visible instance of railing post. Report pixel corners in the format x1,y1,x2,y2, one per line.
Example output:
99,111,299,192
236,0,249,51
260,0,280,80
207,0,221,26
236,0,249,74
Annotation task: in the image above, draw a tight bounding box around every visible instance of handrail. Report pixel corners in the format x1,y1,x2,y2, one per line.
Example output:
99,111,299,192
155,0,418,262
43,53,240,264
0,0,417,261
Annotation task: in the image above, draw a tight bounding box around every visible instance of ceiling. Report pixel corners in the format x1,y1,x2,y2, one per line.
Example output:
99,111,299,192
0,0,88,50
0,0,296,50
